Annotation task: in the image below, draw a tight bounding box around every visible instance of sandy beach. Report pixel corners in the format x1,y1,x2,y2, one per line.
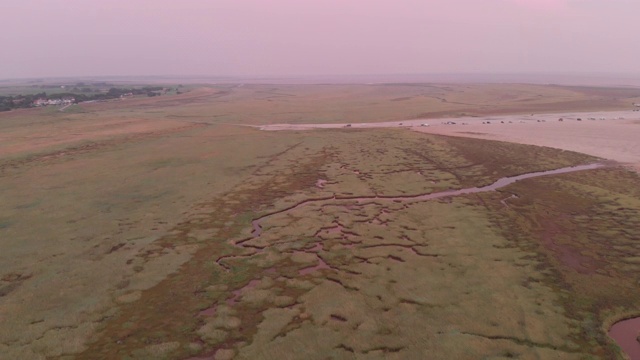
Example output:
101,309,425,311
261,110,640,172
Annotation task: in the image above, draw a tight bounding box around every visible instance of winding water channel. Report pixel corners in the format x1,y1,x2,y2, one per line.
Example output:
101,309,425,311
249,162,604,236
217,162,639,356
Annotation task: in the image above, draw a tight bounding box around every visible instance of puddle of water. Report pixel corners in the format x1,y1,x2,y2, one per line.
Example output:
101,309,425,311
370,218,388,226
226,279,261,306
609,317,640,359
202,278,268,315
326,225,343,234
298,255,331,275
251,220,262,237
307,242,323,252
198,306,217,317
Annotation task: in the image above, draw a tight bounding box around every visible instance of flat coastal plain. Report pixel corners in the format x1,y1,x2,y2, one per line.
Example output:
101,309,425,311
262,110,640,173
1,83,640,360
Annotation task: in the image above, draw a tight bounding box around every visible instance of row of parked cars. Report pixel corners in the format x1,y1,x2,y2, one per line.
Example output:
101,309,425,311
343,113,633,128
343,122,431,128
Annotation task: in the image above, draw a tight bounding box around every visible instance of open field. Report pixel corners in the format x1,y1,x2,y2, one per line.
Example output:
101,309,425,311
1,83,640,359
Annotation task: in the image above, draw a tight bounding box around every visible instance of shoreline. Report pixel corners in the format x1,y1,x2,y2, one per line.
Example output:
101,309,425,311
259,109,640,172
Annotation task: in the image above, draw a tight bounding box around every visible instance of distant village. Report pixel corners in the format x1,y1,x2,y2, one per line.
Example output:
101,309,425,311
32,97,76,107
0,84,177,112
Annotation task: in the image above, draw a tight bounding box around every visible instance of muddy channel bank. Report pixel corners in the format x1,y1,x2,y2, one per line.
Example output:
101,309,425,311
217,162,640,357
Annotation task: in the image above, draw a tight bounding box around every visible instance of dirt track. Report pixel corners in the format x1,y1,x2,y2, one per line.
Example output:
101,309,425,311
260,110,640,172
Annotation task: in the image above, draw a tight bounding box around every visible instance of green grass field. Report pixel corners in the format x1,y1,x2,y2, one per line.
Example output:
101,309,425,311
0,83,639,359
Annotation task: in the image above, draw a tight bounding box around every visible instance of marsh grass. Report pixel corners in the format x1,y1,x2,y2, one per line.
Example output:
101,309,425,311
69,126,638,359
2,84,639,359
479,167,640,358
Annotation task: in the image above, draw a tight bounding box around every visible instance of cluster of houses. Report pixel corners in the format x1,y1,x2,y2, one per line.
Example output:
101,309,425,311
32,98,75,107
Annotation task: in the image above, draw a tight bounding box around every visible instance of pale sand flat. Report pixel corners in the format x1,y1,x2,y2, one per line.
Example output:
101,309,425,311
261,110,640,171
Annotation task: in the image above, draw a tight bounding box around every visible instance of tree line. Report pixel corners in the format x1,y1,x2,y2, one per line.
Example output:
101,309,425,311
0,86,168,112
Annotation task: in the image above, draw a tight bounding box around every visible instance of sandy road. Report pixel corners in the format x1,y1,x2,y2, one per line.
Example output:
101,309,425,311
260,110,640,172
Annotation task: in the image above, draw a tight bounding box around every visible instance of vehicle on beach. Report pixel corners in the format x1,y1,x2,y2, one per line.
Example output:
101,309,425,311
420,123,429,127
344,124,352,127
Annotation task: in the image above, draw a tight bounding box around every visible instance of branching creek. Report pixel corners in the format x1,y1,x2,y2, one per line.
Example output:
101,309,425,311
247,163,604,239
211,162,638,356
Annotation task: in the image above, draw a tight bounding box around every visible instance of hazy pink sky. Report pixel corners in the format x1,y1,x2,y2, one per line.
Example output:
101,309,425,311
1,0,639,79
